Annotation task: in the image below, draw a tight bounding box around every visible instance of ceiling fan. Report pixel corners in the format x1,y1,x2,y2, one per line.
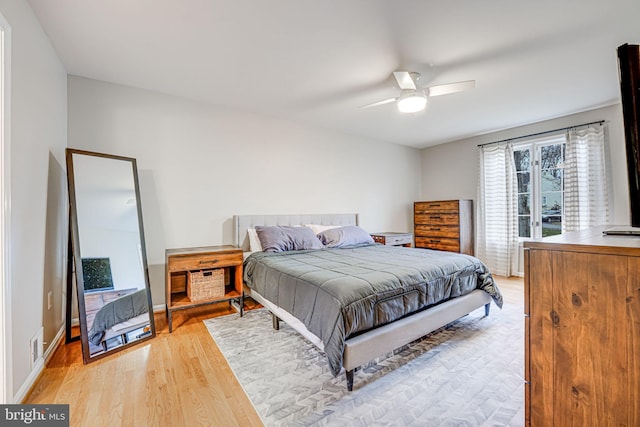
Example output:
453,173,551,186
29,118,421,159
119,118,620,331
362,71,475,113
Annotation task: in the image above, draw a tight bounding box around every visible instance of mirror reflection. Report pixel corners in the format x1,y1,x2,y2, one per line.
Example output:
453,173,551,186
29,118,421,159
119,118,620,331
67,149,155,362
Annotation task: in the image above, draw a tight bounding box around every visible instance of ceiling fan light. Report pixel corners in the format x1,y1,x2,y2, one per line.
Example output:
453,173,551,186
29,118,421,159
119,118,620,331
397,94,427,113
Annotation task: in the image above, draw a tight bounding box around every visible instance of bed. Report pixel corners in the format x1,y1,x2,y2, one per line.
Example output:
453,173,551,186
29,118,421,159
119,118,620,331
87,288,151,352
234,214,503,391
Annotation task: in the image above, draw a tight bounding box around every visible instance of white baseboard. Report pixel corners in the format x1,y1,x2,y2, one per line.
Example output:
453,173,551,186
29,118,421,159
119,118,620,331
44,326,65,362
13,356,44,404
14,325,65,404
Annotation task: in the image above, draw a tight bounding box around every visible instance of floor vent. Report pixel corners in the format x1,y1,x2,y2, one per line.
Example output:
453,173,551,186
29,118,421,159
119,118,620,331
29,327,44,370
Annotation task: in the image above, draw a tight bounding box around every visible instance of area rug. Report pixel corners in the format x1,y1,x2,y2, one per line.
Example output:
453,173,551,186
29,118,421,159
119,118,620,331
204,299,524,426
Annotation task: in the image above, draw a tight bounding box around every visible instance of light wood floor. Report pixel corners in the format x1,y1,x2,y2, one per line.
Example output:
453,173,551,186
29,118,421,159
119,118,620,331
25,276,523,427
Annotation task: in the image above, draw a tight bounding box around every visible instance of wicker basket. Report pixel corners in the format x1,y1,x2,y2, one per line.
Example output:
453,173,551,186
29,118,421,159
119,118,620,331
187,268,225,301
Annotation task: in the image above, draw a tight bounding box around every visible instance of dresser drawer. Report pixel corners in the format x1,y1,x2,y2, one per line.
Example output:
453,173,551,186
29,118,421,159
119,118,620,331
84,293,105,312
414,200,459,214
386,234,412,245
414,213,460,226
415,237,460,252
168,251,242,272
415,225,459,238
102,289,137,303
372,233,413,246
84,288,137,307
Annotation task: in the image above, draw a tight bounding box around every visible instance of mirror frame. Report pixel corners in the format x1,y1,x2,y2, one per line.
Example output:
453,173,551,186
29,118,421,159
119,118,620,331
66,148,156,364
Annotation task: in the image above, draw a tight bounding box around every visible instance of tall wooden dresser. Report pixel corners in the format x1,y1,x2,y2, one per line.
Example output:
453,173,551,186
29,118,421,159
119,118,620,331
414,199,473,255
524,227,640,426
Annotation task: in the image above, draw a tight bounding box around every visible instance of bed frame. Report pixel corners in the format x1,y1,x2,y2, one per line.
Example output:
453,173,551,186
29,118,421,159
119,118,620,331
89,313,151,356
233,214,492,391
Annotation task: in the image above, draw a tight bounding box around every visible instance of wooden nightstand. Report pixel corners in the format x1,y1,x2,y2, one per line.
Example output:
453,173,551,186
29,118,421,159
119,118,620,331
165,245,243,332
370,232,413,247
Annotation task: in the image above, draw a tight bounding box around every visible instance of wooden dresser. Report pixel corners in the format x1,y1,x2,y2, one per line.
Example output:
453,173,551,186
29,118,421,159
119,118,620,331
524,227,640,426
414,199,473,255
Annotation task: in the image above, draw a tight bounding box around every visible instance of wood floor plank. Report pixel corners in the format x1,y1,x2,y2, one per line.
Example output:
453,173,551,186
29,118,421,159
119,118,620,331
25,299,264,427
24,277,520,427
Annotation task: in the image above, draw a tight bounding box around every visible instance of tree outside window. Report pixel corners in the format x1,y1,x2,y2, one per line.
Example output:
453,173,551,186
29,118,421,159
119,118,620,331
514,138,565,239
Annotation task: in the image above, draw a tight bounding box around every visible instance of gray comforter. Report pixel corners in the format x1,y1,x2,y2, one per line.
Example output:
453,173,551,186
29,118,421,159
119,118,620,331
88,288,149,345
244,244,502,376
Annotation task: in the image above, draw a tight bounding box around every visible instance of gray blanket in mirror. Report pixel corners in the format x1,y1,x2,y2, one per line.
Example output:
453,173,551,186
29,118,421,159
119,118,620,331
88,288,149,345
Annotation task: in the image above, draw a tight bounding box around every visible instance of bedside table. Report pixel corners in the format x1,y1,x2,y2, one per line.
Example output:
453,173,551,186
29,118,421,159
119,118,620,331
371,232,413,247
165,245,243,332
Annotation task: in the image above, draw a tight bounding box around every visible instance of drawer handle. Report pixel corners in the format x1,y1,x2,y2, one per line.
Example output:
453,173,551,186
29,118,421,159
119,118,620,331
429,204,441,207
431,227,441,231
430,215,441,219
430,239,441,243
199,260,219,265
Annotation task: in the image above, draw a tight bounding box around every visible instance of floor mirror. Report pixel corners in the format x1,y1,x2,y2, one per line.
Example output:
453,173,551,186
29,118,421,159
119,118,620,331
66,148,156,363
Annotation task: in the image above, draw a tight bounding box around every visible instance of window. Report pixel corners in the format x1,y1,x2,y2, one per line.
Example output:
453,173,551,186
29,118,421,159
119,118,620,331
513,135,566,239
514,148,531,237
478,123,607,277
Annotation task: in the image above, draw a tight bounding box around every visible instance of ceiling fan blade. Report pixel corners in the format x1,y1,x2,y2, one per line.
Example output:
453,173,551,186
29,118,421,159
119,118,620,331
360,97,397,108
427,80,475,97
393,71,417,90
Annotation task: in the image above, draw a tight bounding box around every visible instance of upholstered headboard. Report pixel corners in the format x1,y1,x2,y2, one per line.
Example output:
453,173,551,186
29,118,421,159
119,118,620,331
233,214,359,251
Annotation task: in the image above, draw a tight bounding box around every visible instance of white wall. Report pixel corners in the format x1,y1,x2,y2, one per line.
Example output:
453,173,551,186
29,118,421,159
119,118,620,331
81,227,145,291
41,153,67,366
68,76,422,305
420,104,627,273
0,0,68,401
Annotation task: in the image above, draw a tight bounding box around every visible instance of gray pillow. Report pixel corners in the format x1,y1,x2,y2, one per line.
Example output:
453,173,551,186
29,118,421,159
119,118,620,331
255,225,324,252
317,225,375,248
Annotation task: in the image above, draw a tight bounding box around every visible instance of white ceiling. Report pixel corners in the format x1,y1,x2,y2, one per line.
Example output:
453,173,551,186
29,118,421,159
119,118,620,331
26,0,640,149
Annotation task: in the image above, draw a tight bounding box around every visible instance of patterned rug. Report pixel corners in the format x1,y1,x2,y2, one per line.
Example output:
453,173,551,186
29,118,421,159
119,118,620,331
204,299,524,426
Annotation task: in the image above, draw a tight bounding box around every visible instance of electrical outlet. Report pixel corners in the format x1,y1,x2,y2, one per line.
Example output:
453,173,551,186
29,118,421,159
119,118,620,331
47,291,53,310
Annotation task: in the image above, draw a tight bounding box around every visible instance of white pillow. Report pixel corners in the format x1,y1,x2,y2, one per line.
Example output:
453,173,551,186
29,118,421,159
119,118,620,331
304,223,341,235
247,228,263,252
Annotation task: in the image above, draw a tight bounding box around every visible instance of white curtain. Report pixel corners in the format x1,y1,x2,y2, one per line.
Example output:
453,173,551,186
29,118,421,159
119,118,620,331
477,142,519,277
563,125,609,232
